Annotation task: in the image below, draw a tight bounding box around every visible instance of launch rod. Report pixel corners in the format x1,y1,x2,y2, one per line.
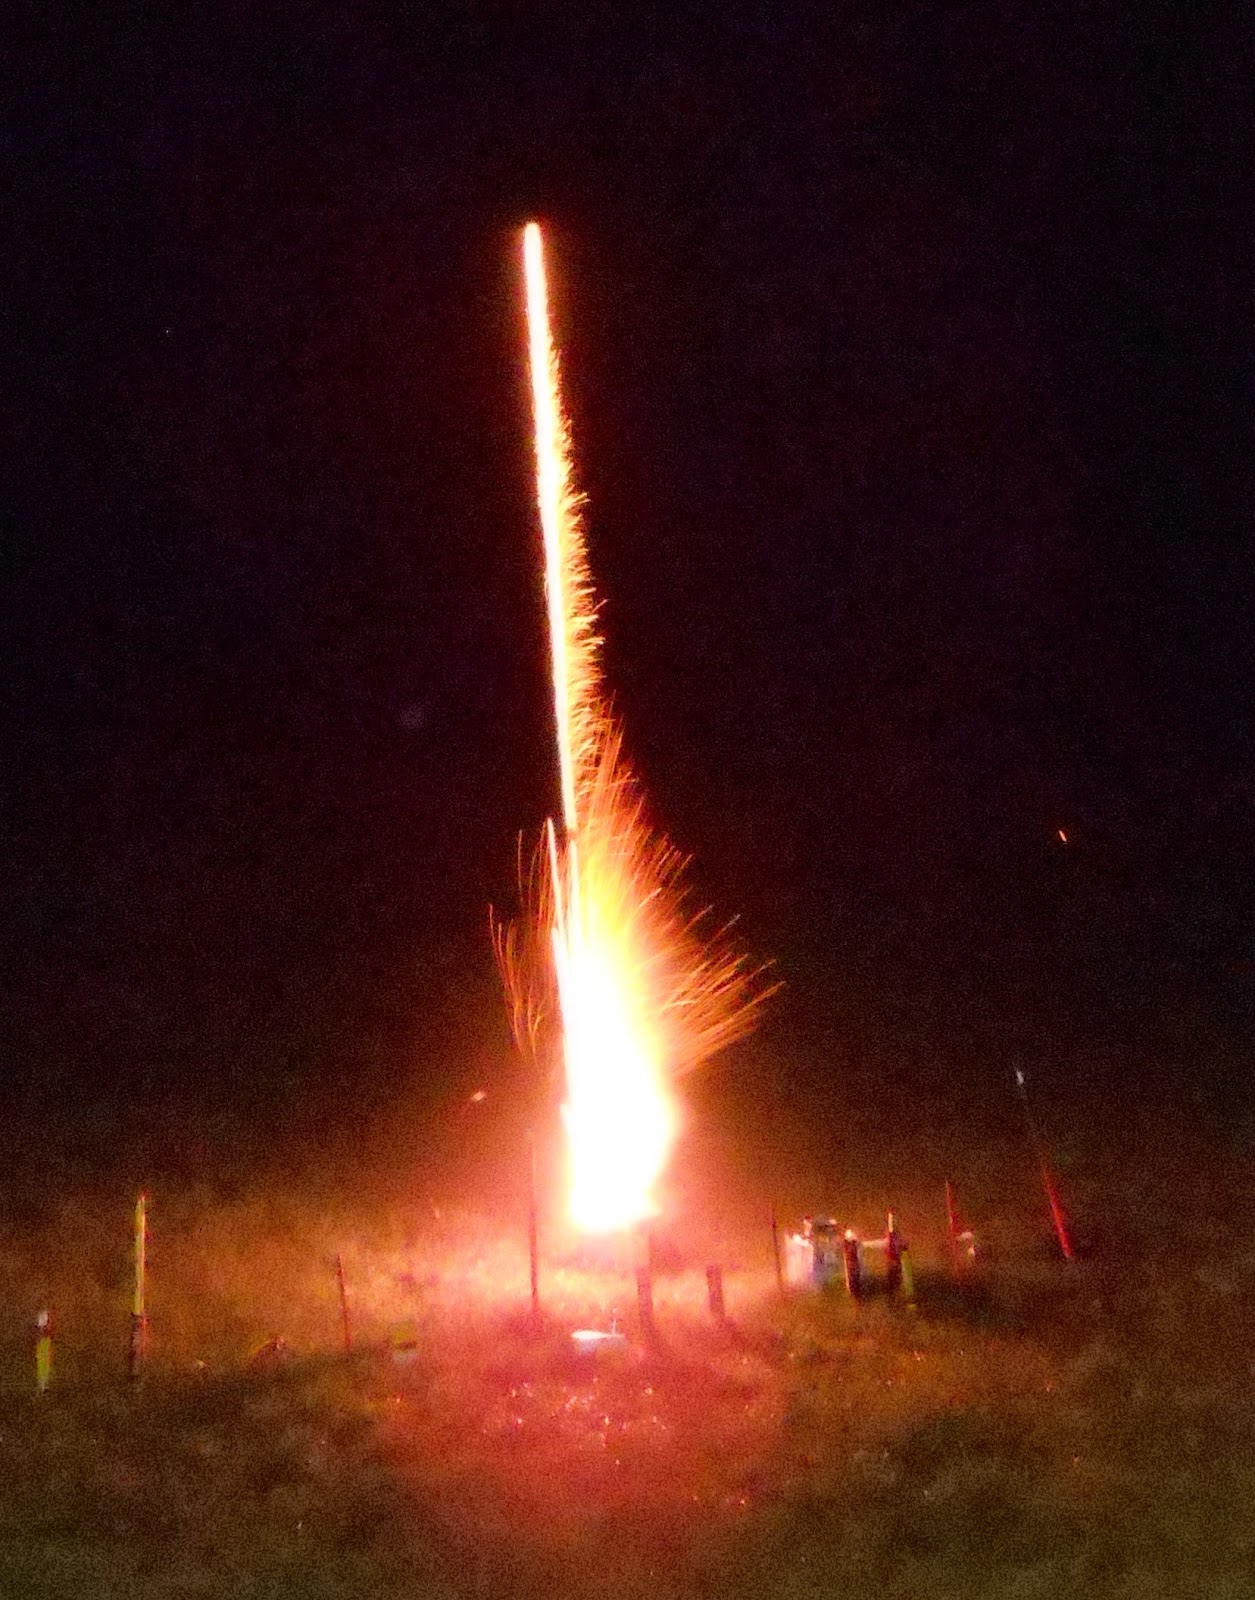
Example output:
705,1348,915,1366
944,1180,960,1272
1014,1070,1074,1261
335,1252,352,1355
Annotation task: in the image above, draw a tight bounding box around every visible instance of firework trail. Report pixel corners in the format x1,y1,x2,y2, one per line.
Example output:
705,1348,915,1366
507,222,771,1234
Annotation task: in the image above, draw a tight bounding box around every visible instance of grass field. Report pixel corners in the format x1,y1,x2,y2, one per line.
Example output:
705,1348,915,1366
1,1109,1253,1598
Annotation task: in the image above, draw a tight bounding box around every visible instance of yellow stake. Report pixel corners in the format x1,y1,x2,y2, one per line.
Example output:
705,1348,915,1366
901,1244,917,1308
129,1193,148,1379
35,1310,53,1394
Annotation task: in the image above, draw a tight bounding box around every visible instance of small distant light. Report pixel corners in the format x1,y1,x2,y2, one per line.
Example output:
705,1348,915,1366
469,1089,487,1104
1057,829,1068,843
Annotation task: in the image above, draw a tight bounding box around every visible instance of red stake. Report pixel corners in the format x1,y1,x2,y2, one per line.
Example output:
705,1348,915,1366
1013,1069,1075,1261
1040,1160,1075,1261
944,1180,960,1272
335,1253,352,1355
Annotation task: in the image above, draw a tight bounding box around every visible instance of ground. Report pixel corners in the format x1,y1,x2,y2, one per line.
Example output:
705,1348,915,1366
1,1111,1253,1598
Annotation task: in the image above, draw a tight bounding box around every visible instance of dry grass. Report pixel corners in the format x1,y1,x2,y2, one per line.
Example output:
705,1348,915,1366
1,1124,1253,1598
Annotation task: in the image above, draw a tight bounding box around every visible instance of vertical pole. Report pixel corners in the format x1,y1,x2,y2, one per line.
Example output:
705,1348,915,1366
335,1252,352,1355
900,1243,916,1307
884,1211,903,1296
705,1264,725,1321
770,1204,784,1293
129,1193,148,1382
528,1138,540,1320
635,1267,655,1340
841,1230,862,1299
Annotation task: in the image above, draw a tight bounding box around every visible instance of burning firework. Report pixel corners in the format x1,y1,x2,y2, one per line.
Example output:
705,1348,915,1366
498,223,771,1235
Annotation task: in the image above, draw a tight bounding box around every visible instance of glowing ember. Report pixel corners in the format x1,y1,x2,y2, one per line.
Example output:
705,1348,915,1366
510,223,771,1234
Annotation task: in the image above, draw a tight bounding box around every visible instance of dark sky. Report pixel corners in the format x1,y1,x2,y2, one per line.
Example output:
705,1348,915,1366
3,6,1253,1163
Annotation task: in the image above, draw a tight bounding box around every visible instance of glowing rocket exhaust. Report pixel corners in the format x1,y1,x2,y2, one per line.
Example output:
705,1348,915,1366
516,223,770,1234
523,223,588,845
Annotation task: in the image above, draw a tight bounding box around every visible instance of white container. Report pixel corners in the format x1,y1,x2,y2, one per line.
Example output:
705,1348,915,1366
784,1231,815,1288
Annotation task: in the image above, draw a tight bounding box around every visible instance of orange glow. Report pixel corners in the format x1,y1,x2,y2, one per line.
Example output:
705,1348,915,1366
517,223,770,1234
1057,829,1068,844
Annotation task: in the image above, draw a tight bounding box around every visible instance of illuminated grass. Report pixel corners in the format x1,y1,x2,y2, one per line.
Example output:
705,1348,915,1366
0,1131,1252,1598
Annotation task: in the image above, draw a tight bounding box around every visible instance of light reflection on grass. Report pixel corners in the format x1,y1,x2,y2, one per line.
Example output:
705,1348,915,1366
0,1132,1252,1597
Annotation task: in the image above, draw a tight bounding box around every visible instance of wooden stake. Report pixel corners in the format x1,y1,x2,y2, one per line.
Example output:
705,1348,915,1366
635,1266,655,1339
770,1203,784,1293
841,1231,863,1298
705,1264,725,1321
335,1252,352,1355
884,1211,903,1296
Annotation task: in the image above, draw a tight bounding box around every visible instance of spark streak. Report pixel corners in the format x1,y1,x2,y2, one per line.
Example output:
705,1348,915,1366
523,224,594,842
514,223,770,1234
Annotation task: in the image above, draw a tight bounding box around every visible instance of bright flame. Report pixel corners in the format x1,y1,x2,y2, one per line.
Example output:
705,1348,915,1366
516,222,771,1234
523,223,591,841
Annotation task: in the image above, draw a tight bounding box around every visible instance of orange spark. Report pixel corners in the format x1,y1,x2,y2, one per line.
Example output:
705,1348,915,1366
511,222,771,1234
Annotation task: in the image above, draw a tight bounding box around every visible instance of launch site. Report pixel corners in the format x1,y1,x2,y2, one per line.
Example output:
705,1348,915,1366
4,8,1253,1597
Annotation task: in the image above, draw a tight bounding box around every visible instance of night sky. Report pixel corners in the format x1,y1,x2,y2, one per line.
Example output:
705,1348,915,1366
4,7,1252,1174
